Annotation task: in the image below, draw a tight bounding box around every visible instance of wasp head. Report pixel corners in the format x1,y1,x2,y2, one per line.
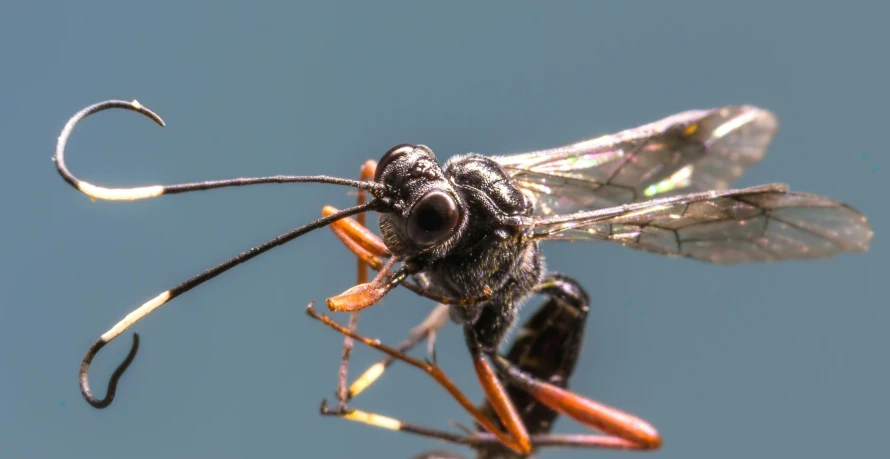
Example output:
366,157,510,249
374,144,466,259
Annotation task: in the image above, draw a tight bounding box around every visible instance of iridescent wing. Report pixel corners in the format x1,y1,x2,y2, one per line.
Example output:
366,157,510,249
493,106,779,216
526,184,873,264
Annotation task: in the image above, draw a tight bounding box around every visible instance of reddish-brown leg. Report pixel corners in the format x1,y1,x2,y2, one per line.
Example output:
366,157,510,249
491,353,662,450
470,351,532,453
311,303,660,452
355,160,378,282
306,304,535,455
333,161,378,410
340,303,450,401
319,339,657,452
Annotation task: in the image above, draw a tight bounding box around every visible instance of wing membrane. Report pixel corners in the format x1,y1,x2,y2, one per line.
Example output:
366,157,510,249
529,184,873,264
494,106,778,216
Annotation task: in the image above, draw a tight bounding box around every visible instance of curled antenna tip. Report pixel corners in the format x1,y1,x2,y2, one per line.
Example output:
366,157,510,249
128,99,166,127
79,332,141,409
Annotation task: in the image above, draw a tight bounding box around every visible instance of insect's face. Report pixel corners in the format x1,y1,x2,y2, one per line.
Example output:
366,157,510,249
374,144,465,258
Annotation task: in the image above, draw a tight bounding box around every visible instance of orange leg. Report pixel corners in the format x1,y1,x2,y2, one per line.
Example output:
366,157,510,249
338,303,450,402
355,160,378,284
333,161,378,408
491,353,662,450
306,304,534,455
309,303,662,453
470,350,532,453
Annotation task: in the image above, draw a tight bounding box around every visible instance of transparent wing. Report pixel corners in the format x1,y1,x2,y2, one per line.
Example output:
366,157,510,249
494,106,779,217
528,183,873,264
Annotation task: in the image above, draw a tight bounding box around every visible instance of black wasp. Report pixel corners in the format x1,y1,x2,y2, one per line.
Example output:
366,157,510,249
55,100,872,454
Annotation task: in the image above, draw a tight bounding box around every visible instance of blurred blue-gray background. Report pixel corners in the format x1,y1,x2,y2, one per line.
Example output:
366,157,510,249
1,2,886,458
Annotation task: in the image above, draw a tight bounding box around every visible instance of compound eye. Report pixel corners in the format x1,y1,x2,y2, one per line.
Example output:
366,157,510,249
407,191,461,247
374,144,416,182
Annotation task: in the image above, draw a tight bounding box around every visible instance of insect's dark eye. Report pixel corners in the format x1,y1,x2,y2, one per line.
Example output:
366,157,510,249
407,191,461,246
374,144,416,182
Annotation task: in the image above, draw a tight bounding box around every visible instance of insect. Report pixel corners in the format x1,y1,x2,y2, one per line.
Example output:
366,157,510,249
56,100,872,454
